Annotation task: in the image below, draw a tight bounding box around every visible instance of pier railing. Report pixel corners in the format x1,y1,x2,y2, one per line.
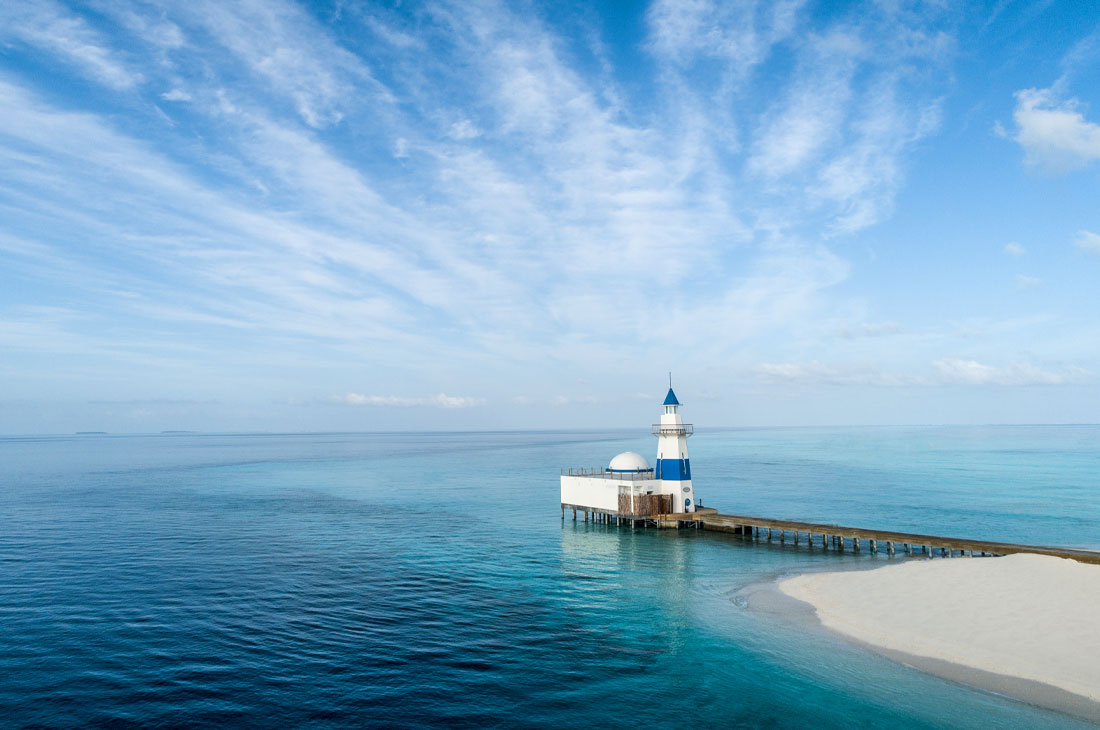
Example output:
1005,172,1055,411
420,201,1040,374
652,423,693,436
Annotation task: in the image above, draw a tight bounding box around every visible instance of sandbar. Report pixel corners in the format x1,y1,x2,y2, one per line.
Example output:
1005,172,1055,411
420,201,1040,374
778,553,1100,711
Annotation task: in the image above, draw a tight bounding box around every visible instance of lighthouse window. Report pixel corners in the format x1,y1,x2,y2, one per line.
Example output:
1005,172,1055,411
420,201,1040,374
682,486,690,493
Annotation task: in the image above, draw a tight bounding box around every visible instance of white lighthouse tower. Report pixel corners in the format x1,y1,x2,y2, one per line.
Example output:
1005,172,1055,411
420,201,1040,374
654,380,695,513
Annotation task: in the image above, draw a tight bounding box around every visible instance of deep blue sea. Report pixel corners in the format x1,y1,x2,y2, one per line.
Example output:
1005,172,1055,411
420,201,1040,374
2,426,1099,728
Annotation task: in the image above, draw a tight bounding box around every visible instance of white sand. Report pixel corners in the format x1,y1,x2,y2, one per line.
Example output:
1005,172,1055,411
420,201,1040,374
779,553,1100,702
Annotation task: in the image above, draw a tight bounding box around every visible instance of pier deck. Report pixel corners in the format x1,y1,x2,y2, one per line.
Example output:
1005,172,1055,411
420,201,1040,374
561,503,1100,564
662,511,1100,565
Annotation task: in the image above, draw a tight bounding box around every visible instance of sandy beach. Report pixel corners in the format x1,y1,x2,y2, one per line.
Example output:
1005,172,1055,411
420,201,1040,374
779,553,1100,706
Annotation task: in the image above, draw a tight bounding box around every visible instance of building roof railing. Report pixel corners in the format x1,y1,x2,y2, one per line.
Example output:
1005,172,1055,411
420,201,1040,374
560,467,656,480
652,423,693,437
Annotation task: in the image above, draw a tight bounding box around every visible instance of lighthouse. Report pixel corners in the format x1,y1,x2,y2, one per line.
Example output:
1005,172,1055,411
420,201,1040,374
654,384,695,513
559,379,698,522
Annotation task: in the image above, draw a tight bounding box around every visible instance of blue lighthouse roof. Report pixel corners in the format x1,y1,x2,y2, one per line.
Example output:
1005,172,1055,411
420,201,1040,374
663,387,680,406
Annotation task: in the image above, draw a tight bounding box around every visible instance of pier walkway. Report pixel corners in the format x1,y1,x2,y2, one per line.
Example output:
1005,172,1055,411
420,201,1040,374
670,509,1100,564
564,503,1100,565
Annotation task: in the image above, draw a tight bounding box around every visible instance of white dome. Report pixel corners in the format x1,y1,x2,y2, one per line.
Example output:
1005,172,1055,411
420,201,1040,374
608,451,650,472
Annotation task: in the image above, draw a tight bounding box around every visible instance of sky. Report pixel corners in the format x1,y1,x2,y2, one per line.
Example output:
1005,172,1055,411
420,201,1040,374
1,0,1099,434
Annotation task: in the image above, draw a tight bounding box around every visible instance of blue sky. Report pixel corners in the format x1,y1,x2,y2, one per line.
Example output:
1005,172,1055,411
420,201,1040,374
2,0,1099,433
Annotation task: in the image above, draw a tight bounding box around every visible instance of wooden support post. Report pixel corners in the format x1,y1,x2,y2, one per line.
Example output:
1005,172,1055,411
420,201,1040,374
572,509,577,521
854,537,860,551
780,530,785,544
870,539,876,553
794,532,799,545
888,541,894,555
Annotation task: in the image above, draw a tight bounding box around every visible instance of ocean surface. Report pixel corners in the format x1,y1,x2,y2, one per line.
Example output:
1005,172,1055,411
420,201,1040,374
2,426,1099,728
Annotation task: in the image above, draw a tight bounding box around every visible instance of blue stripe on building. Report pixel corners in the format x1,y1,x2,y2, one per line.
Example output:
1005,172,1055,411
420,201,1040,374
655,458,690,481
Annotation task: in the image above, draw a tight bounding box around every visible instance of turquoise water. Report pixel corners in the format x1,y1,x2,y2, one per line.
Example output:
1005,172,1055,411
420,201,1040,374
2,426,1098,728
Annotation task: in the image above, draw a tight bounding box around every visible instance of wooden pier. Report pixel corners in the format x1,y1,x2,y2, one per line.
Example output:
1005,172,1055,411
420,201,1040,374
562,503,1100,565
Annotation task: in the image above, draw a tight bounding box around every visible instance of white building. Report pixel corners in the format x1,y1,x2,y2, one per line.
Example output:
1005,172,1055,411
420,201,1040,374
560,385,696,518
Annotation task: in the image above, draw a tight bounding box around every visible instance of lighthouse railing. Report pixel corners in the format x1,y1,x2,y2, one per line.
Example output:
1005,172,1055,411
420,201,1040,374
651,423,693,436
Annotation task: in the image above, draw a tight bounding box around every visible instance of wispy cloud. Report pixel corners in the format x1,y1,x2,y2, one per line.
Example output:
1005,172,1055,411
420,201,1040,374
178,0,389,128
0,1,142,89
756,361,922,387
646,0,804,70
1075,230,1100,255
334,393,484,408
932,359,1085,386
836,322,901,339
756,358,1090,387
1015,275,1041,289
748,30,860,179
1003,242,1025,256
1011,87,1100,172
160,89,191,102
